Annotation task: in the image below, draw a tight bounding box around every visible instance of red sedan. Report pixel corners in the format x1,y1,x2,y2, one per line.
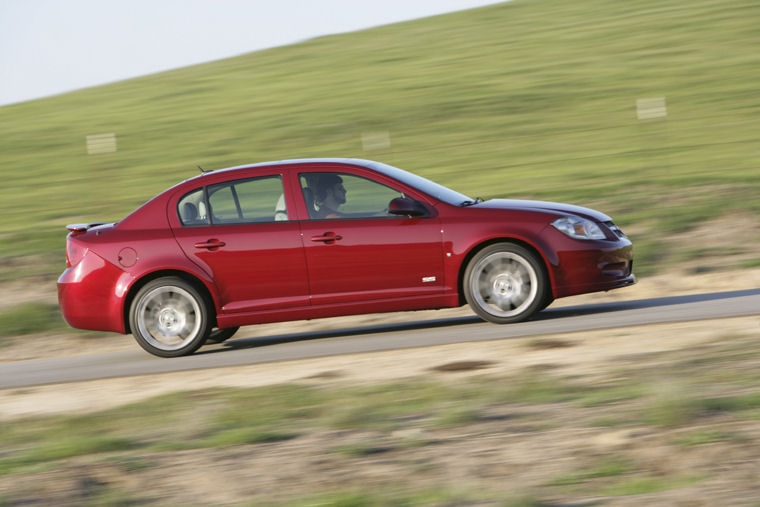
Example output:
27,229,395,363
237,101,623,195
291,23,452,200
58,159,634,357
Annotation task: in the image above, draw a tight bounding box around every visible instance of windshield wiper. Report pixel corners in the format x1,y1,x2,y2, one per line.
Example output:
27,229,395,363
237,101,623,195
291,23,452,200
459,197,483,207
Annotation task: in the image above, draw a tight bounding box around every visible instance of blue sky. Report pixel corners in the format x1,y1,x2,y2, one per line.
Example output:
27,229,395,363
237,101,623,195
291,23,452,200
0,0,502,106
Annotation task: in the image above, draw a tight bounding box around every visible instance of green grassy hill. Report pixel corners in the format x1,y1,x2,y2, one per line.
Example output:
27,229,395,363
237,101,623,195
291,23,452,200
2,0,758,278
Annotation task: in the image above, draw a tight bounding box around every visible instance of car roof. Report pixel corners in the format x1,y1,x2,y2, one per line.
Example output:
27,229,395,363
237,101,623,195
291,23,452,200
212,158,382,175
177,158,387,187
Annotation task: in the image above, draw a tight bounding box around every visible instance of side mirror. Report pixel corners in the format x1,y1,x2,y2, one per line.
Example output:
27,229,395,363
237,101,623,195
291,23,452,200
388,197,427,217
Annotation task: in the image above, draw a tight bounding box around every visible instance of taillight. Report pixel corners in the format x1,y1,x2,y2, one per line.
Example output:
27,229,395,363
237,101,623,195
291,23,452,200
66,239,87,268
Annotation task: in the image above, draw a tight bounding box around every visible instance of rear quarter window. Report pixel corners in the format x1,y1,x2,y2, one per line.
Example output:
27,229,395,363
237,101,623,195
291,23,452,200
178,188,209,226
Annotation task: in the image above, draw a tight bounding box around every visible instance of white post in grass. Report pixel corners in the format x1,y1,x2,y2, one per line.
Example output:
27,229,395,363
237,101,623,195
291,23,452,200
636,97,667,120
86,133,117,154
86,133,119,216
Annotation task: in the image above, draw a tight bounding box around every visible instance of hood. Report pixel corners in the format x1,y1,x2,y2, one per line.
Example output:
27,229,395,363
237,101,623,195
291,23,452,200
475,199,611,222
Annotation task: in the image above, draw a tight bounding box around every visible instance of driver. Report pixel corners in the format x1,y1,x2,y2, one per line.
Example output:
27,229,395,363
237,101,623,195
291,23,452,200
313,174,347,219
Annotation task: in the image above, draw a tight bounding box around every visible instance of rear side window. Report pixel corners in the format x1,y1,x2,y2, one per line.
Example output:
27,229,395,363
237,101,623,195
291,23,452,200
178,175,287,226
208,176,286,224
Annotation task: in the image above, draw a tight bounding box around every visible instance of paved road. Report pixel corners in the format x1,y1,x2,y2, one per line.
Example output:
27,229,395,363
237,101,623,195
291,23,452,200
2,289,759,389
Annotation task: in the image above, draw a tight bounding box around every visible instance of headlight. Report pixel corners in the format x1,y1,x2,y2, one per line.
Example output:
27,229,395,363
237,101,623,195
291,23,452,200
551,216,606,240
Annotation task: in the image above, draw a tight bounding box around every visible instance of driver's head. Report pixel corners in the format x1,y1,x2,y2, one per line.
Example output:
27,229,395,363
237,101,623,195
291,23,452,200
315,174,346,205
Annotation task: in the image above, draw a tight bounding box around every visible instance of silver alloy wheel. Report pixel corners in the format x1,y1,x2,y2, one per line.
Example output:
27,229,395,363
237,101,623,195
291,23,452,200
470,251,538,318
135,285,202,351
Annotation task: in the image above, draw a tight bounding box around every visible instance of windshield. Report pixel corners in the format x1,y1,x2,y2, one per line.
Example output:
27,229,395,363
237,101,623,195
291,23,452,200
366,161,472,206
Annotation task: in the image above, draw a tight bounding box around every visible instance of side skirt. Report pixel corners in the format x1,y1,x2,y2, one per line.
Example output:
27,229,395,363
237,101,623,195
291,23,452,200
216,293,461,328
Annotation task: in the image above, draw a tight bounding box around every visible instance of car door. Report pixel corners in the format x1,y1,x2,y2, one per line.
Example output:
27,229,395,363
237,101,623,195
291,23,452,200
297,170,445,306
171,174,310,313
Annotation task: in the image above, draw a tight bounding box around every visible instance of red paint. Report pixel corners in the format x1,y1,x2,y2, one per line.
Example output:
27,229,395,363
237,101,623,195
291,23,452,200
59,159,634,343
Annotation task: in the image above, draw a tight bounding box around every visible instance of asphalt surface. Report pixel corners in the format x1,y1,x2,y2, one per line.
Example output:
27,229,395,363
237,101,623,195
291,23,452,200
1,288,759,389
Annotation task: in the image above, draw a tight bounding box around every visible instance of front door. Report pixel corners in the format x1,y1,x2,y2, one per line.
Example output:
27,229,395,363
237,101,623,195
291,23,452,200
297,171,445,306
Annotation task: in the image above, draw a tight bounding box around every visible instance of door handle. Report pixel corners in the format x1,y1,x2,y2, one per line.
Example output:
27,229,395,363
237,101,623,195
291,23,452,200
194,239,226,250
310,232,342,244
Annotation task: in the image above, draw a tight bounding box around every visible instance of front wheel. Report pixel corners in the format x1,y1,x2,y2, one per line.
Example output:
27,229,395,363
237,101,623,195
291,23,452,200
463,243,548,324
129,277,211,357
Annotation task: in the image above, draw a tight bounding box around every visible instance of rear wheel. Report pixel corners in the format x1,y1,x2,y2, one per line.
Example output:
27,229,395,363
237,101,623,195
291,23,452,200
464,243,548,324
538,295,554,312
206,326,239,344
129,277,211,357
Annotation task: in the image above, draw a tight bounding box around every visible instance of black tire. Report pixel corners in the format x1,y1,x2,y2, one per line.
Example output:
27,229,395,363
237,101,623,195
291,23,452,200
129,277,211,357
206,326,240,344
538,295,554,312
463,243,548,324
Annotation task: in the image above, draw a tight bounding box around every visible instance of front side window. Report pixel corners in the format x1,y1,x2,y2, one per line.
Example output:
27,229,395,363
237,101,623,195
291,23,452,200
300,172,404,220
178,175,286,226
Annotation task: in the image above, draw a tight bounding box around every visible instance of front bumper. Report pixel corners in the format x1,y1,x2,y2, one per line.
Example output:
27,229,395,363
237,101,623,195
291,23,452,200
549,234,635,299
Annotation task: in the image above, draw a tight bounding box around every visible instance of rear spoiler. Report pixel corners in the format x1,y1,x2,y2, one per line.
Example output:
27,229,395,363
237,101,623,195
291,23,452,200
66,222,107,235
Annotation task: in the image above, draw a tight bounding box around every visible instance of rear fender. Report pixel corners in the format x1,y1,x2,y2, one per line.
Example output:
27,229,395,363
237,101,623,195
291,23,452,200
121,265,220,334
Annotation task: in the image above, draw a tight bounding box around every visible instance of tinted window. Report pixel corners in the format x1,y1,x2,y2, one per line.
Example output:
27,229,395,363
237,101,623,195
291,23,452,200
206,176,286,224
300,172,403,220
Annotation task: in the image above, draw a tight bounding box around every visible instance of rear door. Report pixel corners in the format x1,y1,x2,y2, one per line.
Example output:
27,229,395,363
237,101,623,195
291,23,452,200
171,173,310,313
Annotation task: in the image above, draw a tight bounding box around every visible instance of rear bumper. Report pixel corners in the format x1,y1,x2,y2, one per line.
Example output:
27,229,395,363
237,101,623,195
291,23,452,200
58,252,130,334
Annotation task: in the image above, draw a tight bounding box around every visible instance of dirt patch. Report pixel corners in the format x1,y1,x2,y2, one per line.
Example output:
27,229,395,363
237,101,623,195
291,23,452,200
429,359,496,372
525,337,577,349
